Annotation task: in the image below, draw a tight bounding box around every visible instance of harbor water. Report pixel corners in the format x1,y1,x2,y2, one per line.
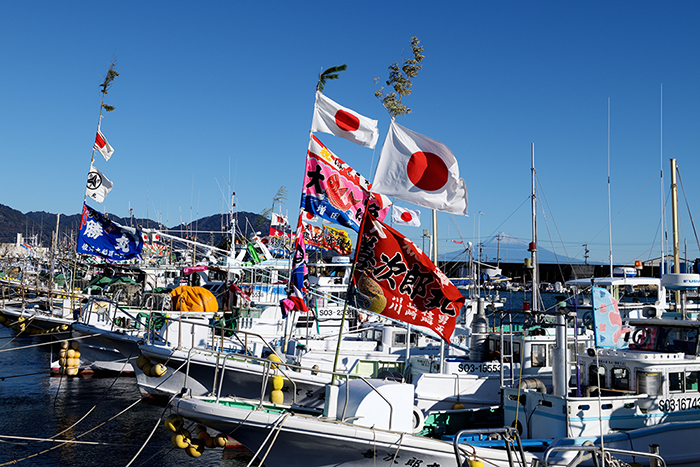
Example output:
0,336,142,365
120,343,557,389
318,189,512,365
0,326,252,467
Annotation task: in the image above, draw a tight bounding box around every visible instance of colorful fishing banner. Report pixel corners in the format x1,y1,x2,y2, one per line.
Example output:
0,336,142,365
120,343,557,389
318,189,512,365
322,225,352,255
591,286,630,349
301,134,390,232
352,214,464,342
301,221,352,255
77,203,143,261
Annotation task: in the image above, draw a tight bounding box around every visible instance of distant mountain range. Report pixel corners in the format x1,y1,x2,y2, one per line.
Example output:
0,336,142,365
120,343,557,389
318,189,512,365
439,232,592,265
0,203,270,249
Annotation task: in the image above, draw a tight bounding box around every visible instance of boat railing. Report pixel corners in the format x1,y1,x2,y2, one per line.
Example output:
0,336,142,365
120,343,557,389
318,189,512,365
173,319,398,426
542,444,666,467
452,427,529,467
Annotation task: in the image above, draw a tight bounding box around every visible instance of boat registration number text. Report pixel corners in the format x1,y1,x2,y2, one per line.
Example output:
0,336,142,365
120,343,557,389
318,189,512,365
317,309,355,319
457,363,500,373
658,397,700,412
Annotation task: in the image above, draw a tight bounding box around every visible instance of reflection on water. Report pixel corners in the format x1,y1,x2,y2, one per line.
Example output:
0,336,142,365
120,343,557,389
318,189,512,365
0,327,252,467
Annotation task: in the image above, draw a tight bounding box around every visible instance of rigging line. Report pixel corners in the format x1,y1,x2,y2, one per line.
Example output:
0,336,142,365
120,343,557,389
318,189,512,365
483,196,530,242
244,412,291,467
0,435,146,447
535,176,574,285
50,344,139,441
581,171,658,252
675,167,700,252
0,394,146,467
124,394,178,467
0,370,46,380
0,332,103,354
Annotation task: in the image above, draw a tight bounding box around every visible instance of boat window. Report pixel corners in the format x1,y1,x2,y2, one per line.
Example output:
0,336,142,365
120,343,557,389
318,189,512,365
669,372,684,393
589,365,606,388
409,332,419,346
611,367,630,391
531,344,546,368
686,371,699,392
513,343,521,364
636,371,661,396
393,332,406,346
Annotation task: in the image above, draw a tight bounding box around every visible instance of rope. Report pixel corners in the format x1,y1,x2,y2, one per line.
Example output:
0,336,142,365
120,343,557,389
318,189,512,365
245,412,290,467
124,394,178,467
390,432,404,466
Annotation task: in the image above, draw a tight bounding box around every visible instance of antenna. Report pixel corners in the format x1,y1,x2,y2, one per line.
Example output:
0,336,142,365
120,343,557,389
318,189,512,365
607,97,613,277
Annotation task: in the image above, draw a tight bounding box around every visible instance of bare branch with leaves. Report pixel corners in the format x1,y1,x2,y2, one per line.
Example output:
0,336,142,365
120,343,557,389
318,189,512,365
375,37,424,118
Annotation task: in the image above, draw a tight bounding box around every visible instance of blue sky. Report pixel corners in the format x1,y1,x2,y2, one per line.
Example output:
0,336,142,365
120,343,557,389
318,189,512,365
2,1,699,266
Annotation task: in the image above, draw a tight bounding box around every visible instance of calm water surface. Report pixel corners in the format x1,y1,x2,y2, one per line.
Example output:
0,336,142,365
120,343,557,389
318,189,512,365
0,326,253,467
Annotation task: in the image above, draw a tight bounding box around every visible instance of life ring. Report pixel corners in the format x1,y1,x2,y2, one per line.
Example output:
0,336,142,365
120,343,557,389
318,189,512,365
632,327,651,346
411,406,425,433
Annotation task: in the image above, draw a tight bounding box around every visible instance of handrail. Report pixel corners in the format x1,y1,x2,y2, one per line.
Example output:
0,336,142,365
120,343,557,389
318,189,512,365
452,427,528,467
543,445,666,467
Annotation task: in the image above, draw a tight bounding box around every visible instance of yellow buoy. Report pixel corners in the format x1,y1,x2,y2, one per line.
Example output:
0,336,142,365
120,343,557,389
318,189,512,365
73,351,81,359
163,414,183,432
197,430,211,441
171,432,189,449
214,434,227,448
270,389,284,404
271,375,284,390
453,403,465,410
71,341,80,350
66,367,79,376
59,349,67,358
204,435,215,448
268,353,282,369
60,324,69,331
142,362,153,376
59,357,67,367
469,458,485,467
136,355,149,370
185,439,205,458
150,363,167,377
66,349,76,358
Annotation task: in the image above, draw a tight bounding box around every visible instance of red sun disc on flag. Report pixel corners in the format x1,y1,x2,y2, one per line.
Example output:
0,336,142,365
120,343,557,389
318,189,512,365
334,110,360,132
400,212,413,222
407,152,449,191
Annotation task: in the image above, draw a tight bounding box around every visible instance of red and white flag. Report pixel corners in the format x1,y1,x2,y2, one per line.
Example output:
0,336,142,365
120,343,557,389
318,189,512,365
392,206,421,227
352,214,464,342
94,130,114,161
373,121,468,216
269,212,290,238
311,91,379,149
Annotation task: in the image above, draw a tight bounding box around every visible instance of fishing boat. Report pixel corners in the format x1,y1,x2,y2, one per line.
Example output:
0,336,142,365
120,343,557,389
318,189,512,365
171,377,537,467
502,312,700,465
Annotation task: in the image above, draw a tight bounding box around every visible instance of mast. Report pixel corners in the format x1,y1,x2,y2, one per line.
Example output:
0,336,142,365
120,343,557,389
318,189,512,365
670,158,681,309
530,143,540,313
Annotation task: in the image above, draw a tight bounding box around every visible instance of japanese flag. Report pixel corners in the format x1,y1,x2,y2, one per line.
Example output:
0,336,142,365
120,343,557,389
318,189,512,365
373,121,468,216
311,91,379,149
94,130,114,161
392,206,421,227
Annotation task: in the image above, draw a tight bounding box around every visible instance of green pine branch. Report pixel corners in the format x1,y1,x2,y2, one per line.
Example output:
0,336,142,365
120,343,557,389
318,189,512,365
375,37,424,118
